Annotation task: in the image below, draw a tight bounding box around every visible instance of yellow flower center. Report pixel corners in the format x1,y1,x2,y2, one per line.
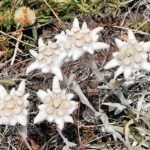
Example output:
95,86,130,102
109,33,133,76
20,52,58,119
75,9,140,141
46,106,54,114
123,58,131,66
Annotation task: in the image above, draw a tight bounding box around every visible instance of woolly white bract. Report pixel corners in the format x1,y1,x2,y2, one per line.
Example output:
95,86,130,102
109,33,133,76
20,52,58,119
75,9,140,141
0,80,29,126
34,76,78,130
55,18,109,61
26,38,67,80
104,30,150,80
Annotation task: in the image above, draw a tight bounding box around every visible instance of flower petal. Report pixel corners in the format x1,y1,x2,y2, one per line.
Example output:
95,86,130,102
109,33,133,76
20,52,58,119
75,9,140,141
38,38,45,52
47,115,54,122
83,45,94,54
141,61,150,72
104,59,119,69
26,62,39,74
37,90,49,102
143,41,150,52
34,111,47,124
16,80,26,96
30,50,38,58
10,119,17,126
41,66,51,73
114,67,123,79
66,93,74,100
72,18,80,30
67,101,78,115
16,115,27,126
81,22,90,33
54,117,64,130
63,115,73,123
123,67,132,80
0,85,7,100
128,30,137,42
72,49,83,60
115,38,127,48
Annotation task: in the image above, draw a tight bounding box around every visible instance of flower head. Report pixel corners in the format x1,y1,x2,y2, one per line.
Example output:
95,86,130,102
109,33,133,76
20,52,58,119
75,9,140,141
26,38,67,80
104,30,150,80
14,6,36,27
34,76,78,130
55,18,109,61
0,80,29,126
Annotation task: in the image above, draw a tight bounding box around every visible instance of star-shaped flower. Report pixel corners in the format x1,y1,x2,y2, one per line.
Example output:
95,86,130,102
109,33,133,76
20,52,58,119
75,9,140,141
26,38,67,80
104,30,150,80
0,80,29,126
55,18,109,61
34,76,78,130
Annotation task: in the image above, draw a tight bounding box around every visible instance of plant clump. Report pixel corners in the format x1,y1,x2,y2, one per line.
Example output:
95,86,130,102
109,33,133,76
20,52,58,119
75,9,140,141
0,80,29,126
34,76,78,130
104,30,150,80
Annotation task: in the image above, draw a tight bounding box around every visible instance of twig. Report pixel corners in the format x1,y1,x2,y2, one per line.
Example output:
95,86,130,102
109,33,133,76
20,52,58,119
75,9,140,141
17,126,32,150
11,32,23,65
65,74,131,149
43,0,63,24
113,26,150,36
0,30,37,48
57,128,76,150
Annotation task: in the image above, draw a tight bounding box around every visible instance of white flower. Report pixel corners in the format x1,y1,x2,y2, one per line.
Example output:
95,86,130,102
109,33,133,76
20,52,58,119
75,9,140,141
0,80,29,126
34,76,78,130
104,30,150,80
55,18,109,61
26,38,67,80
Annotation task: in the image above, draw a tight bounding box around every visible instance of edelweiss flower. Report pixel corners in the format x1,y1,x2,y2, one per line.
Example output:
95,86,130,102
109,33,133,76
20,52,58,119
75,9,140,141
26,38,67,80
104,30,150,80
55,18,109,61
34,76,78,130
14,6,36,27
0,80,29,126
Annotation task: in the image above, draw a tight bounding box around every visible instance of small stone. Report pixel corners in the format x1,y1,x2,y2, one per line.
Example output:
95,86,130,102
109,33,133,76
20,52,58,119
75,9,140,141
37,54,44,61
3,109,12,117
63,41,72,50
4,95,12,101
6,100,15,109
134,54,143,63
126,49,134,57
123,58,131,66
75,39,84,48
13,106,22,114
44,96,51,103
52,99,62,108
45,106,54,114
84,36,92,43
57,109,65,116
74,32,83,40
50,43,58,49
